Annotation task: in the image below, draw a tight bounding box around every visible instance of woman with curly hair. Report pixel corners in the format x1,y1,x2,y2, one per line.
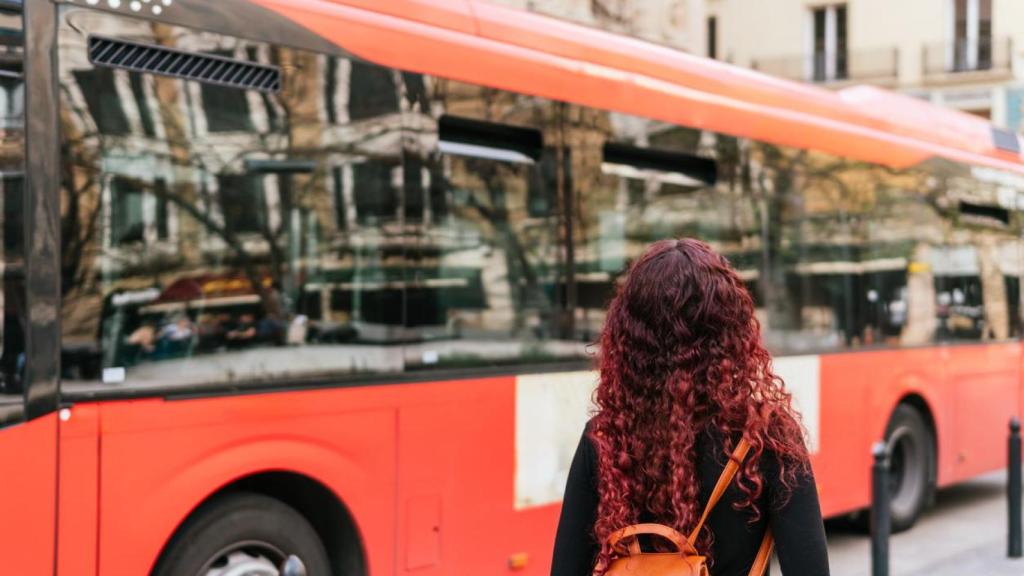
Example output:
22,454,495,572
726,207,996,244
551,239,829,575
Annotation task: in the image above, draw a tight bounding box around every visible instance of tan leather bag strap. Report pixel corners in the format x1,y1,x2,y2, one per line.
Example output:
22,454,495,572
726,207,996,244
607,523,698,556
749,530,774,576
687,438,751,543
687,438,774,576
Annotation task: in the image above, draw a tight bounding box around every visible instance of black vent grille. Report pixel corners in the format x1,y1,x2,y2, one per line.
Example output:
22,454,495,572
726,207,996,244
87,35,281,93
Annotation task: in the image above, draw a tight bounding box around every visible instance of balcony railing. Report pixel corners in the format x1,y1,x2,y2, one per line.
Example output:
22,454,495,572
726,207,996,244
752,47,899,84
922,37,1012,77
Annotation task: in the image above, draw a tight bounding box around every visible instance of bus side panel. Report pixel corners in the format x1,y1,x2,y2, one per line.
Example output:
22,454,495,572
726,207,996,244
864,348,949,487
0,414,57,574
395,375,568,575
58,404,100,576
946,341,1021,483
397,376,521,574
94,390,398,576
817,347,948,516
815,353,870,516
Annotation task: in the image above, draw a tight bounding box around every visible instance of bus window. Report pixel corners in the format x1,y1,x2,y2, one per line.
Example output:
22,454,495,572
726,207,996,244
928,163,1024,343
400,79,588,370
565,110,961,355
0,5,23,421
57,18,409,393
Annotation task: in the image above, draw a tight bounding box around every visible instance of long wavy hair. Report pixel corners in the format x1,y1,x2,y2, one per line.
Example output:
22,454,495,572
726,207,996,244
590,238,808,571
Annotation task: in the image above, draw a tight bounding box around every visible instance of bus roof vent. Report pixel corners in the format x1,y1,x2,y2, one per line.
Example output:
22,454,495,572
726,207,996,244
87,35,280,93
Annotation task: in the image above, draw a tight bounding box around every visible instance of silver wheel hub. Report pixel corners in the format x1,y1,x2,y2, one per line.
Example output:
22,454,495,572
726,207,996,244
200,541,306,576
205,551,279,576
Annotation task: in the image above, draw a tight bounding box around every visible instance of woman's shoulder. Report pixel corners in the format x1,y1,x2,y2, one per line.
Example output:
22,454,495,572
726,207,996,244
580,417,600,461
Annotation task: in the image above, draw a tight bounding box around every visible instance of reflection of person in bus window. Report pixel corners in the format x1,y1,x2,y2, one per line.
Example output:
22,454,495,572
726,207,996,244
226,313,257,347
123,320,159,366
126,322,157,354
160,315,194,342
256,315,286,345
158,315,195,357
196,313,224,352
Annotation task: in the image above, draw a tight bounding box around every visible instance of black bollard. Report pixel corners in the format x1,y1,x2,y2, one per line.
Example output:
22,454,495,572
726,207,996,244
1010,417,1022,558
871,441,890,576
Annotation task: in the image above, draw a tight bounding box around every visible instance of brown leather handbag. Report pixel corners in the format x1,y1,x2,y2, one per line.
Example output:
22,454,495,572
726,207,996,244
600,439,774,576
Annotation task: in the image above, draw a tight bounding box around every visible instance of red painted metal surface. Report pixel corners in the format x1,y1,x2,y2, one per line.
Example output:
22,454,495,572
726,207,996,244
58,404,100,576
252,0,1024,175
42,342,1019,575
5,2,1022,574
0,414,57,575
94,393,397,575
69,375,550,574
44,342,1020,574
56,374,565,575
811,342,1022,518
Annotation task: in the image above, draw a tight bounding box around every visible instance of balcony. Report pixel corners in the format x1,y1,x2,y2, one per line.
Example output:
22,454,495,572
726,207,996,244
751,47,899,86
922,37,1013,81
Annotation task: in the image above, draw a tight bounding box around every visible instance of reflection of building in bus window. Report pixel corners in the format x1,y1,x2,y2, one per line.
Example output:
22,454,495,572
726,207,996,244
200,50,254,133
1,278,24,395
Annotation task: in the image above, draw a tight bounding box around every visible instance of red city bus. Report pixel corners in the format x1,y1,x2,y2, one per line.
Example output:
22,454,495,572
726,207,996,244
3,0,1024,573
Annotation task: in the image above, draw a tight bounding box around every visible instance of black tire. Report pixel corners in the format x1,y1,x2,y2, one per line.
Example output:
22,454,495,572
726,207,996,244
883,404,935,533
152,492,331,576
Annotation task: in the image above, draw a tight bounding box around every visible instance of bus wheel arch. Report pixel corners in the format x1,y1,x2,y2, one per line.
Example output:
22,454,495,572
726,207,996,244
152,471,366,576
896,393,938,506
883,397,937,532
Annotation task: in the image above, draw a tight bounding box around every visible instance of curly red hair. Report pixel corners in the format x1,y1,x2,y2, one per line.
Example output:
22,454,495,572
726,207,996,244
590,238,808,572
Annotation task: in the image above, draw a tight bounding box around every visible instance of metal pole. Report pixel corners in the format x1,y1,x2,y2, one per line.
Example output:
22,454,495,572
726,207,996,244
871,441,890,576
1010,417,1022,558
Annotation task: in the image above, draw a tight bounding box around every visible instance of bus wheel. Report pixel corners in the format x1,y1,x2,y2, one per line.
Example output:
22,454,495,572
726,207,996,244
884,404,934,533
152,492,330,576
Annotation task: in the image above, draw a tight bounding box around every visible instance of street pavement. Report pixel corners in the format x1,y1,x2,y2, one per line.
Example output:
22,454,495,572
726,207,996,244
816,471,1024,575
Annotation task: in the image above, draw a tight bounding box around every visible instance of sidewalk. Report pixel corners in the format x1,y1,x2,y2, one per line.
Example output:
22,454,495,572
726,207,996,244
906,540,1024,576
822,471,1024,575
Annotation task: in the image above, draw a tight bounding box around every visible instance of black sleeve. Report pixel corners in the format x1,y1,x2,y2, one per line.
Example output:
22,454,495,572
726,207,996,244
767,458,831,575
551,430,600,576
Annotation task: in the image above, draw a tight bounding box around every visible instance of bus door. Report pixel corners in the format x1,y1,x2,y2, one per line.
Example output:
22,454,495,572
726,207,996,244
0,1,60,573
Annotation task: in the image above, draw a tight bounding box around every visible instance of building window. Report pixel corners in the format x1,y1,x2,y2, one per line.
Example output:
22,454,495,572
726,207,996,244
154,178,170,240
809,5,847,82
352,159,399,225
707,16,717,60
110,178,144,245
325,56,339,125
0,75,23,130
201,51,254,133
953,0,993,71
403,152,425,222
217,174,265,234
348,60,399,121
331,166,348,230
128,73,157,137
73,68,131,135
3,175,23,254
